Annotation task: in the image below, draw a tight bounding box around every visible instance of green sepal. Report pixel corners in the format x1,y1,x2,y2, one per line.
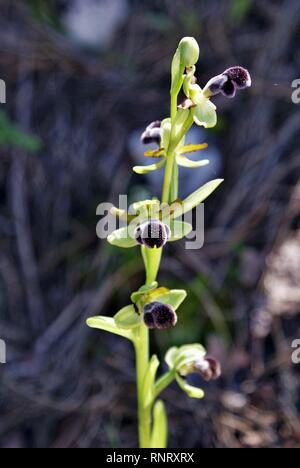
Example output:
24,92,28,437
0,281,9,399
133,158,166,175
114,305,141,330
171,179,224,218
154,289,187,311
86,316,134,341
192,98,217,128
175,374,205,399
176,155,210,168
131,282,159,304
107,227,137,249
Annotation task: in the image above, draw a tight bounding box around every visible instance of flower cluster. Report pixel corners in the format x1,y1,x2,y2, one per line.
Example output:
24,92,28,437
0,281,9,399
87,36,251,449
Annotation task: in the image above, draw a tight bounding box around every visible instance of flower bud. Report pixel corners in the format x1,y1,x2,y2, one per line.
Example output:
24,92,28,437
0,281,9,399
135,220,171,249
178,37,200,68
141,121,162,146
143,302,178,330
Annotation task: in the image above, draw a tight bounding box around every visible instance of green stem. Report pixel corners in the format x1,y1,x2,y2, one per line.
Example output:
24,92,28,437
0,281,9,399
136,79,193,449
135,323,151,448
154,369,176,398
136,246,162,448
162,113,194,204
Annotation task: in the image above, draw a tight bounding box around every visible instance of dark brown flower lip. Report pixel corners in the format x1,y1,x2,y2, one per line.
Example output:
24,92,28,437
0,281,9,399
141,121,162,146
223,67,252,89
194,356,221,381
143,302,178,330
203,66,251,99
135,220,171,249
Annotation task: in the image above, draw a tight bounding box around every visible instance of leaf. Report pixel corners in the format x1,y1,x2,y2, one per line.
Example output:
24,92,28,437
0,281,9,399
154,289,187,311
171,179,224,218
192,99,217,128
142,355,160,409
107,227,137,249
176,155,210,168
144,148,165,158
179,143,208,154
230,0,252,21
151,400,168,449
86,316,134,341
0,110,42,152
169,220,192,241
175,374,205,399
114,305,141,329
133,158,166,175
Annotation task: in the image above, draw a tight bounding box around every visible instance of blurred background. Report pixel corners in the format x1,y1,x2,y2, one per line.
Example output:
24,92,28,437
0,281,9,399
0,0,300,448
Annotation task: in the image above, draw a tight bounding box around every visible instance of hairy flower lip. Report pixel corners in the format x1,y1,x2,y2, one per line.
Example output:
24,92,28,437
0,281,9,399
179,356,221,381
143,302,178,330
203,66,251,100
135,220,171,249
141,121,162,146
223,66,252,89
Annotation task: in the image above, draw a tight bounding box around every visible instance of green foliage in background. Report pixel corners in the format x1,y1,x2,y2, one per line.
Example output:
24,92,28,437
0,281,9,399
0,111,42,152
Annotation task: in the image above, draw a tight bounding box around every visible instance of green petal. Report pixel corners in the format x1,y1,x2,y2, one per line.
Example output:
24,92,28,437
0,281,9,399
176,155,210,168
179,143,208,154
192,99,217,128
107,227,137,249
133,158,166,175
175,374,205,399
154,289,187,311
114,305,141,329
86,316,134,341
